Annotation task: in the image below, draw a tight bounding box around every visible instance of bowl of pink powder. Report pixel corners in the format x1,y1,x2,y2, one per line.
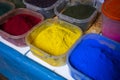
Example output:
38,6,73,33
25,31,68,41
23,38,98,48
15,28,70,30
0,8,44,47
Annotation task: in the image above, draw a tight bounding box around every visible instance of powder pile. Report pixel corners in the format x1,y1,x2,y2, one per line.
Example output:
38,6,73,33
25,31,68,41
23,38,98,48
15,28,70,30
62,4,96,19
32,21,82,56
70,38,120,80
1,14,41,36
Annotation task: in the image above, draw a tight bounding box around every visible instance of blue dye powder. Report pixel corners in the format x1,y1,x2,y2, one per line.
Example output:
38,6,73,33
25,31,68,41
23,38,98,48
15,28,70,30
70,39,120,80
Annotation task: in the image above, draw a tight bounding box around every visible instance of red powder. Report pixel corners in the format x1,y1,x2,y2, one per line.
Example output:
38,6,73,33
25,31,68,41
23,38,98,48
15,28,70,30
2,14,41,36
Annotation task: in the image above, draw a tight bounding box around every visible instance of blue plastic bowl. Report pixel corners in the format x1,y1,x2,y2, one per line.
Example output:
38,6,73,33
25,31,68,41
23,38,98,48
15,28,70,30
67,33,120,80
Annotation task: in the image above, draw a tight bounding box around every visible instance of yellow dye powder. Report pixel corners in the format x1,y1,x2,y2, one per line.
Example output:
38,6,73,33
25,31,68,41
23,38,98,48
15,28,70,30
32,20,82,56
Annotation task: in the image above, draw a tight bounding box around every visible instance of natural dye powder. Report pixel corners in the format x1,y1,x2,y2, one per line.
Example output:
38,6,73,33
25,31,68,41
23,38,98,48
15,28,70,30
33,21,82,56
62,4,96,19
1,14,41,36
0,2,13,16
70,38,120,80
27,19,82,66
25,0,57,8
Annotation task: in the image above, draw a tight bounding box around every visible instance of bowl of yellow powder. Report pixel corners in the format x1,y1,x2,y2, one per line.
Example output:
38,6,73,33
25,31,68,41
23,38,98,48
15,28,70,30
26,19,83,66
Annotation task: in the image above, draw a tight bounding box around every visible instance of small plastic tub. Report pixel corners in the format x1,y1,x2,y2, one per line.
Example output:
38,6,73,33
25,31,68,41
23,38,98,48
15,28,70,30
101,0,120,43
23,0,67,18
0,1,15,17
55,1,98,31
67,33,120,80
0,8,44,47
26,19,83,66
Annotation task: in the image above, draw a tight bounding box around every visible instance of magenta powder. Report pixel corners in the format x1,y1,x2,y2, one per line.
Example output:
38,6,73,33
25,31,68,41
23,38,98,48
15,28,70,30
1,14,41,36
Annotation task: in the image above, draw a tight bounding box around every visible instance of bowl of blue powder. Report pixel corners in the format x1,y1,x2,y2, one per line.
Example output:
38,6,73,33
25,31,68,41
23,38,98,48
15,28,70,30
67,33,120,80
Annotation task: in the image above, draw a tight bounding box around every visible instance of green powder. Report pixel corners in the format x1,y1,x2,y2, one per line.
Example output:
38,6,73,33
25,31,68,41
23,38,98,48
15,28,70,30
0,2,13,16
62,4,96,19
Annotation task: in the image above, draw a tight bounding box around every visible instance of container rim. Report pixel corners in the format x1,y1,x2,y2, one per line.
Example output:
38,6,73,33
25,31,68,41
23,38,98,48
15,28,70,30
66,38,92,80
66,33,120,80
101,0,120,21
25,18,83,58
0,8,44,39
0,1,15,17
23,0,67,11
0,1,15,9
54,3,98,23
